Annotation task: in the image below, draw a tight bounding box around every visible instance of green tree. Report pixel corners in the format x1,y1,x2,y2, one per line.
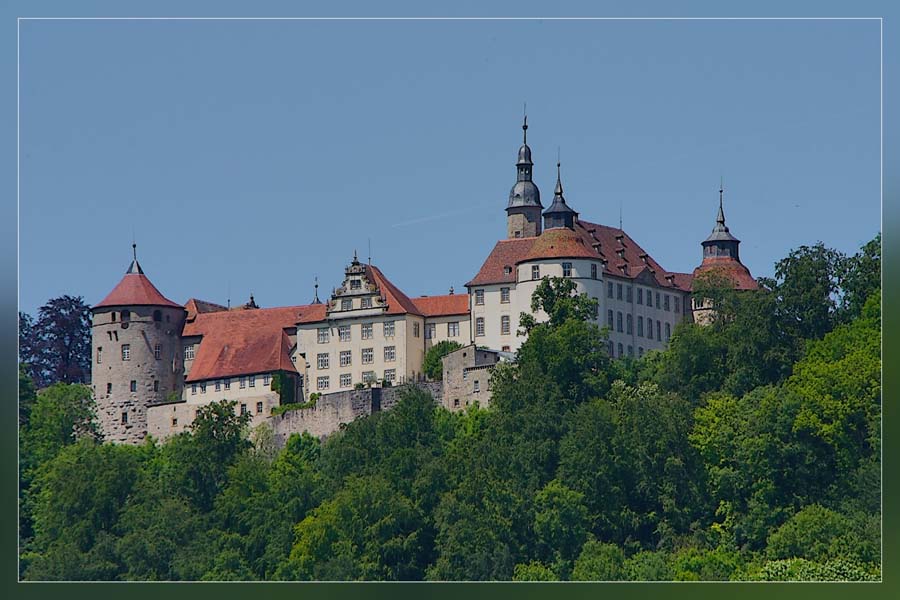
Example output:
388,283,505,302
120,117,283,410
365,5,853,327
624,551,673,581
278,475,424,580
518,276,598,334
532,479,589,570
422,340,462,380
570,540,625,581
766,504,878,564
839,233,880,322
512,561,557,581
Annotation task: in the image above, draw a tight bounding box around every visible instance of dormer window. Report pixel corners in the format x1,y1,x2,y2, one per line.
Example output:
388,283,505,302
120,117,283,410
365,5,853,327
503,266,513,275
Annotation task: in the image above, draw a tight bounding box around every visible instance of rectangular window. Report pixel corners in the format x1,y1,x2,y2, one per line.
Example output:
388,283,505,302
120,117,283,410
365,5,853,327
657,321,662,340
626,286,633,303
617,312,623,333
172,418,178,427
607,282,614,298
341,298,352,311
532,265,540,280
240,403,247,416
384,321,395,337
340,373,352,387
361,297,373,309
317,376,329,390
200,382,206,394
121,412,128,425
263,374,270,386
617,283,623,300
184,344,194,360
317,328,329,344
665,322,672,341
656,292,661,309
638,316,644,337
191,383,197,395
413,323,420,338
425,323,435,339
361,323,373,340
97,347,102,364
647,319,653,340
215,380,221,392
153,380,159,392
562,262,572,277
317,353,330,369
350,279,361,290
384,369,396,383
474,380,480,393
626,314,633,334
607,309,614,329
500,287,510,303
618,343,624,357
591,263,598,279
338,325,351,342
362,371,376,383
448,321,459,337
340,350,352,367
224,378,231,390
501,315,510,335
664,294,671,311
475,289,485,305
674,296,681,314
122,344,131,361
107,382,112,394
154,344,161,360
240,377,247,389
475,317,485,337
256,401,263,414
130,380,137,393
362,348,374,364
637,288,643,305
628,345,634,357
249,375,255,388
384,346,396,362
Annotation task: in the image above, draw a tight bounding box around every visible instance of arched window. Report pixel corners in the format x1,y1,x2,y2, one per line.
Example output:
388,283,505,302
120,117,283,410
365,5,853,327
153,310,162,322
121,309,131,321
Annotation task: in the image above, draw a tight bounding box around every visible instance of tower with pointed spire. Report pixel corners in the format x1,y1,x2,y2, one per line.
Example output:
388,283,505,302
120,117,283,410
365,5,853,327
506,115,543,239
691,183,758,323
91,244,187,443
542,161,578,230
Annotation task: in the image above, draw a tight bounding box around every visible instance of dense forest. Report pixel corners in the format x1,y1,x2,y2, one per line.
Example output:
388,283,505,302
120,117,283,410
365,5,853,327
18,235,881,581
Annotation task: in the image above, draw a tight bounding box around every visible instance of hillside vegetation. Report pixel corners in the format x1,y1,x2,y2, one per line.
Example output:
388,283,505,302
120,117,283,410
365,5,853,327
18,235,881,581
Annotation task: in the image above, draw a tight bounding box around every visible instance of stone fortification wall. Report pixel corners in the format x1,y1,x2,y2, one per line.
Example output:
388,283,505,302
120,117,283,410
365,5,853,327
269,382,442,447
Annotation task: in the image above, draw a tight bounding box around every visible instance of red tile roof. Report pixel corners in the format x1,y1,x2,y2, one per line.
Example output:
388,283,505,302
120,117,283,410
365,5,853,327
466,237,536,286
466,220,691,290
94,273,182,309
412,294,470,317
692,257,759,291
365,264,422,316
520,227,597,262
183,305,310,382
184,298,229,321
668,272,695,292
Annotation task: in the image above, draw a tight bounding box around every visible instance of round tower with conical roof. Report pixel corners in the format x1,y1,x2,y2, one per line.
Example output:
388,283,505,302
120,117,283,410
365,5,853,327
91,245,187,443
506,115,543,239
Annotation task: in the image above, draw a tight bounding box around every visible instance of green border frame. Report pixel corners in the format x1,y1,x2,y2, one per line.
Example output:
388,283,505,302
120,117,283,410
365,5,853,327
3,2,896,599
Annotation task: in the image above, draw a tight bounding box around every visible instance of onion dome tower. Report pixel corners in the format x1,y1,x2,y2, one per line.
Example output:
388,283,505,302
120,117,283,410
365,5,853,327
91,244,186,443
542,161,578,230
691,184,757,290
506,115,543,239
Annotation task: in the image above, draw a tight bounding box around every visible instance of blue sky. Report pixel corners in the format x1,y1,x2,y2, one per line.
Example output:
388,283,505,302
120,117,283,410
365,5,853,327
17,17,881,314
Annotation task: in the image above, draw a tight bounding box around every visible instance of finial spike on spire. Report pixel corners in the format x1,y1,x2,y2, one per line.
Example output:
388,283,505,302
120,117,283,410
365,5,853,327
522,104,528,144
132,242,137,262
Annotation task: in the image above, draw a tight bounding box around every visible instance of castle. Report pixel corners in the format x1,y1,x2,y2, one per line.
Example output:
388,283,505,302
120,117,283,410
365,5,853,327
90,117,756,444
